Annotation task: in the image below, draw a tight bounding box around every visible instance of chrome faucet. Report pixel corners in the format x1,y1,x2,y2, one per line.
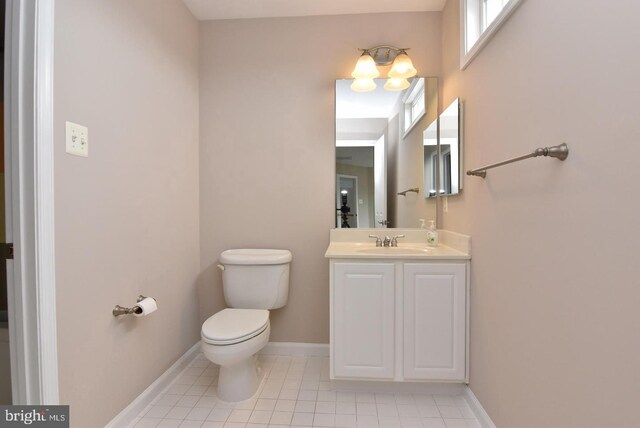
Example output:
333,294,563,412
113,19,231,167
369,234,405,247
391,234,405,247
368,235,383,247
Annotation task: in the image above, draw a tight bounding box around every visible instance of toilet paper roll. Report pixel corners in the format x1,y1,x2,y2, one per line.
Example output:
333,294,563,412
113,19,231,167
133,297,157,317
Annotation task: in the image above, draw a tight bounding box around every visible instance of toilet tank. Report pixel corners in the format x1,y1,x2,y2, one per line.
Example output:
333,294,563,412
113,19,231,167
219,249,292,309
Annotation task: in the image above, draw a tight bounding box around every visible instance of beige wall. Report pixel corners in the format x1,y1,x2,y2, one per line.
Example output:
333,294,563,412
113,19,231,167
54,1,200,426
198,12,442,343
386,113,400,226
441,0,640,426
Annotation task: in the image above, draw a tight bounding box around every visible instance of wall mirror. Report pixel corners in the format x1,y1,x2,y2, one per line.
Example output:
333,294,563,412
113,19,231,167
423,98,463,198
335,77,438,229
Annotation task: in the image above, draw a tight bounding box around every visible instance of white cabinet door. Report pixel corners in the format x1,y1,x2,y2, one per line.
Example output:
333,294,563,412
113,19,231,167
333,263,395,379
403,263,466,380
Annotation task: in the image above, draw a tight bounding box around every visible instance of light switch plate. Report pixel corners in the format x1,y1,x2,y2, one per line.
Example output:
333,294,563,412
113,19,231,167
65,121,88,157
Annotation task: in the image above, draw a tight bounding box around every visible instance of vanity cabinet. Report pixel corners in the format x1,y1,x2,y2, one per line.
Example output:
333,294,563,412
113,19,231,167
333,263,395,379
330,260,468,383
403,263,466,380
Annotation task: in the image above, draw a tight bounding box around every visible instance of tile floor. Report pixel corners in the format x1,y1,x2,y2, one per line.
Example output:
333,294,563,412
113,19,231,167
129,354,481,428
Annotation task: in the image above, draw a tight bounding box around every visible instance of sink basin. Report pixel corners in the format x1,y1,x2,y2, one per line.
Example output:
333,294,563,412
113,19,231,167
356,247,433,255
325,230,470,260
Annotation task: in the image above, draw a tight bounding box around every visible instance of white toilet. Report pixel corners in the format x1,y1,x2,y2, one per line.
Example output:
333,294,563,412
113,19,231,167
201,249,292,402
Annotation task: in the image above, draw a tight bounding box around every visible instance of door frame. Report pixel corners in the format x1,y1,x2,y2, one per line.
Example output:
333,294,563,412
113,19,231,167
5,0,58,404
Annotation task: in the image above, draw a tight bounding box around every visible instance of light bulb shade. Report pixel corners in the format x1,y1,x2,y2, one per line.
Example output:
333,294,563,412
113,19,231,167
351,53,380,79
384,77,410,91
388,52,417,79
351,78,377,92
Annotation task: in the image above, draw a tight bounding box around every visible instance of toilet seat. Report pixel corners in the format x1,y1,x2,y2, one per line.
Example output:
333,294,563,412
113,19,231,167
202,308,269,345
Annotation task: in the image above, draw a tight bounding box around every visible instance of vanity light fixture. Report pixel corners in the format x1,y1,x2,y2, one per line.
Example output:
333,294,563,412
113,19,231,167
350,45,417,92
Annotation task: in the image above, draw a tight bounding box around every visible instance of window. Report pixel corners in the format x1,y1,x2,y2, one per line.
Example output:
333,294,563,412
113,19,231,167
484,0,509,28
409,95,425,127
402,78,426,136
461,0,525,69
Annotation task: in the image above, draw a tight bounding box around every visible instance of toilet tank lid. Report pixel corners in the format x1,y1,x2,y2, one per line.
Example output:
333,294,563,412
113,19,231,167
220,249,292,265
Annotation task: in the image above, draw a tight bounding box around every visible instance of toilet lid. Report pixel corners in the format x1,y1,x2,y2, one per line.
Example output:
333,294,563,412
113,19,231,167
201,308,269,345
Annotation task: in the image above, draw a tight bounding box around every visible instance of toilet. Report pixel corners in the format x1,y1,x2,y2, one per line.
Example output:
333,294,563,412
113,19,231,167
201,249,292,402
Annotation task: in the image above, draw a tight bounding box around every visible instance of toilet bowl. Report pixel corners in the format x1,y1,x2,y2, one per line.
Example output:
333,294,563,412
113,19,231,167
201,308,270,401
200,249,291,402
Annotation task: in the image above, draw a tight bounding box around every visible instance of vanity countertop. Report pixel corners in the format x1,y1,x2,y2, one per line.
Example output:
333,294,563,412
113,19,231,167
324,228,471,260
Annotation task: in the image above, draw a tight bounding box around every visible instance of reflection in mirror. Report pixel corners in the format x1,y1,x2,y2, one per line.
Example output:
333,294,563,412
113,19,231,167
439,98,462,196
423,98,463,199
336,77,438,228
336,146,375,227
423,117,438,198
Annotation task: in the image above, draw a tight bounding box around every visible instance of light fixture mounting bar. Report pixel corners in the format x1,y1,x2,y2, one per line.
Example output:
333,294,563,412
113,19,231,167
359,45,410,66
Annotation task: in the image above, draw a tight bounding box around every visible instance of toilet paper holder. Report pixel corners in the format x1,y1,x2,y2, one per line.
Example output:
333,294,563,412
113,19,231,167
113,295,155,317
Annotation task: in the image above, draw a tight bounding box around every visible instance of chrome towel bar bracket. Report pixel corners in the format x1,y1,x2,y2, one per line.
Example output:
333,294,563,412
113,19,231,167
467,143,569,178
397,187,419,196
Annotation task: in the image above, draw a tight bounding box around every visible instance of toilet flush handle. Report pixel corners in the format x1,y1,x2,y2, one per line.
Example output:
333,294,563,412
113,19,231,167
217,264,225,271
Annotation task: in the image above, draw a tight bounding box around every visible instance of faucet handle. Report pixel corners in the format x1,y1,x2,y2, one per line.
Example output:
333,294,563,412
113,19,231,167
368,235,383,247
391,234,405,247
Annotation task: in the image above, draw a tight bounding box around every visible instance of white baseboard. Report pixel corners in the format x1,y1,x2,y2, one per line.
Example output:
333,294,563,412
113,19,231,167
333,380,464,395
105,341,201,428
463,386,496,428
259,341,329,357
